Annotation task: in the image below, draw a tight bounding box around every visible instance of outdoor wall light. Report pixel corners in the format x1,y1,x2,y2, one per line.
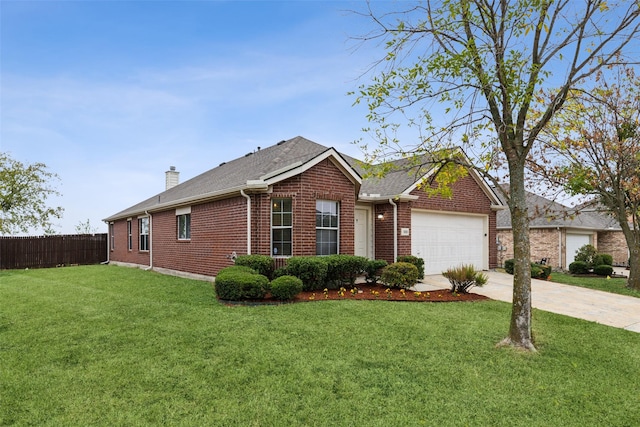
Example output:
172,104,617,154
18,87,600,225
377,213,384,220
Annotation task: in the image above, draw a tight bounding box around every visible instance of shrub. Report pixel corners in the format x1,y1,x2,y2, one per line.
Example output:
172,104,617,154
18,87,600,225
531,263,552,280
504,259,515,274
273,266,289,279
217,265,257,277
530,265,543,280
575,244,597,267
593,253,613,267
396,255,424,279
324,255,369,288
504,259,550,279
593,264,614,276
284,256,328,291
234,254,275,279
269,275,303,301
215,266,269,301
569,261,589,275
442,264,488,293
364,259,388,285
381,262,420,289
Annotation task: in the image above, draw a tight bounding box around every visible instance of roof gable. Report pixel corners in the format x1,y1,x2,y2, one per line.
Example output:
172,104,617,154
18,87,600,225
345,150,502,206
105,136,361,221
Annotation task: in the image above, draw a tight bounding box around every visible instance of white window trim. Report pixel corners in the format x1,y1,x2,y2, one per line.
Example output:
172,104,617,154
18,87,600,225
316,200,340,255
138,216,150,252
271,198,293,257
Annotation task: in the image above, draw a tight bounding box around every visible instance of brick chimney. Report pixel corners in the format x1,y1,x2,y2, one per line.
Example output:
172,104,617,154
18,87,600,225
165,166,179,190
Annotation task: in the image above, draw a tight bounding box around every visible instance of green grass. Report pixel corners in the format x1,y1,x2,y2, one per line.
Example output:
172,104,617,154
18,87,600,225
1,265,639,426
549,271,640,298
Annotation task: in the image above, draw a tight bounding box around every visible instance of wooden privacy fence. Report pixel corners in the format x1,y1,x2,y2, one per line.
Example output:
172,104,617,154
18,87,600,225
0,234,108,270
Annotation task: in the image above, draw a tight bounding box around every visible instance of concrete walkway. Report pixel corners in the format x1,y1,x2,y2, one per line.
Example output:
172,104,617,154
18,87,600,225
416,271,640,333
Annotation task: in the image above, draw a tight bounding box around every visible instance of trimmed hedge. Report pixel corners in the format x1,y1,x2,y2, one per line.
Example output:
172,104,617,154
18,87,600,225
504,259,515,274
364,259,388,285
234,254,275,280
270,275,303,300
569,261,589,275
215,266,269,301
381,262,420,289
325,255,368,288
397,255,424,279
504,259,551,279
593,254,613,267
283,256,328,291
593,264,614,276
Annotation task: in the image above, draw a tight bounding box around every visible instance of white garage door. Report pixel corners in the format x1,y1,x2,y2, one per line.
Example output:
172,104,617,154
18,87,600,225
565,233,592,268
411,210,487,275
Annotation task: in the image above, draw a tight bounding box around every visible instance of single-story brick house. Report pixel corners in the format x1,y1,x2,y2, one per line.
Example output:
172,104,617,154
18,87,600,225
496,191,628,270
104,136,504,278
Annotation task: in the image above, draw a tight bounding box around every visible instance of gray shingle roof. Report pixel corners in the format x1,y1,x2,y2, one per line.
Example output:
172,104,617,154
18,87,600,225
105,136,333,221
105,136,502,222
343,155,434,197
496,190,621,231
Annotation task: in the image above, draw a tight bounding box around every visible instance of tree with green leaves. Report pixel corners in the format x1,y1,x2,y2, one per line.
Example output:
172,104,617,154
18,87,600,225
75,218,100,235
0,152,63,235
539,66,640,290
352,0,640,351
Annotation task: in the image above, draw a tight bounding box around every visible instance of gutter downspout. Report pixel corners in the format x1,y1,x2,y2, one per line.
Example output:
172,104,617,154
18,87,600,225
240,190,251,255
389,198,398,261
101,221,110,264
144,211,153,270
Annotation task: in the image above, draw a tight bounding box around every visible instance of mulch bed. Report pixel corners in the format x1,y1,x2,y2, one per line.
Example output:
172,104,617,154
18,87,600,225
219,283,490,306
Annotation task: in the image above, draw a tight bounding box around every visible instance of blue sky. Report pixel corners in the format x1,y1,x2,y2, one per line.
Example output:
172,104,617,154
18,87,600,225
1,0,381,234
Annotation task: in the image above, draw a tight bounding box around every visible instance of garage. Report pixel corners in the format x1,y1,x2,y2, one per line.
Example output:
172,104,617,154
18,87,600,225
565,232,592,268
411,210,488,275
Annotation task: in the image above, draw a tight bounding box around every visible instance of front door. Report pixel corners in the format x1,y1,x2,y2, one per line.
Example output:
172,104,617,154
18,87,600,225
354,208,370,258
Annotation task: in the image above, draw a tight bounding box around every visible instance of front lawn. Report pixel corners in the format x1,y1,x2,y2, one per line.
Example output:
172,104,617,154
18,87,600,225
548,271,640,298
1,265,639,426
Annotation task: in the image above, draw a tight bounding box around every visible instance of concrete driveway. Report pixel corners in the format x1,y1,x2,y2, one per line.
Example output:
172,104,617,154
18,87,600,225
417,271,640,333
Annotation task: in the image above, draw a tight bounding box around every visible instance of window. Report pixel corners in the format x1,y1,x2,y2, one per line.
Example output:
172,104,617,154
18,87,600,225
127,220,132,250
316,200,339,255
177,214,191,240
271,198,292,256
109,223,115,251
139,217,149,251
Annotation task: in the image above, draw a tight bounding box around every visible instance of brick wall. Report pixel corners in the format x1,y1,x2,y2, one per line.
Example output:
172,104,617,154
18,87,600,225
109,217,150,266
597,231,629,265
255,158,357,258
497,228,562,269
110,157,358,277
151,197,247,277
374,203,397,263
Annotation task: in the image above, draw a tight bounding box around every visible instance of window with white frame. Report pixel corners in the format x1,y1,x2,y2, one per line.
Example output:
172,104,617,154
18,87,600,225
127,219,132,250
176,207,191,240
139,217,149,251
316,200,339,255
110,223,115,251
271,198,292,256
177,214,191,240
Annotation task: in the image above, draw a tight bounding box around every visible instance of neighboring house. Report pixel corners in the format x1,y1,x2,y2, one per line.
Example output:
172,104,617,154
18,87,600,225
496,191,628,270
104,136,503,278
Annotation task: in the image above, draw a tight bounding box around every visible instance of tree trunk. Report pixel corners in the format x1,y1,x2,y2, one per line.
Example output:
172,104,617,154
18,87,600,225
626,238,640,291
618,217,640,290
498,165,536,351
